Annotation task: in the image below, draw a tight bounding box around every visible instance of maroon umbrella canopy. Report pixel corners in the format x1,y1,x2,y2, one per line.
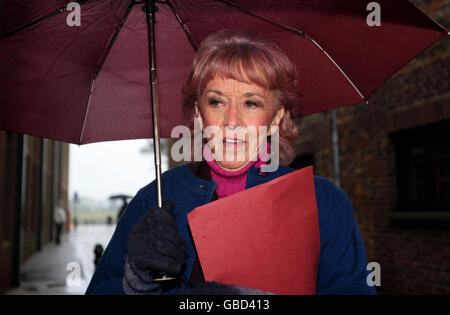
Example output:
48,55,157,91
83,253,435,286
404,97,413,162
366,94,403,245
0,0,448,144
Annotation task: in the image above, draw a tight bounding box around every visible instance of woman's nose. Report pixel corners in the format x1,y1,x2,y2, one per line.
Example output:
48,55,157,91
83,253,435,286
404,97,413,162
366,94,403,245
225,103,241,127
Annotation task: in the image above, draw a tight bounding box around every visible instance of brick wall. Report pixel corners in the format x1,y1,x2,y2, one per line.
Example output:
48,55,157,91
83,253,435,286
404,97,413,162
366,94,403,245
293,0,450,294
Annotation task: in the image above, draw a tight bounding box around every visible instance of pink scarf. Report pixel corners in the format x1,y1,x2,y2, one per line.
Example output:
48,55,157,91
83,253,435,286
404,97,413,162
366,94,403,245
203,143,270,199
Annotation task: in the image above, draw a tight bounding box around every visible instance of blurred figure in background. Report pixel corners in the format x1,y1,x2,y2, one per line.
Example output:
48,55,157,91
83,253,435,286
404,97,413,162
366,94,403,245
94,244,104,268
54,199,67,245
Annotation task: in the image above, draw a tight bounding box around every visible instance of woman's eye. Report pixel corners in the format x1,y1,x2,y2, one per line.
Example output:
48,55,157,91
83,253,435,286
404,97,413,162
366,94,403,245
245,101,259,108
208,98,222,106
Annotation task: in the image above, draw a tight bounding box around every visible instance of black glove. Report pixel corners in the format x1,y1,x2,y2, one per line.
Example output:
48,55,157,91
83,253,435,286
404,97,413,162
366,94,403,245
176,281,275,295
122,200,187,294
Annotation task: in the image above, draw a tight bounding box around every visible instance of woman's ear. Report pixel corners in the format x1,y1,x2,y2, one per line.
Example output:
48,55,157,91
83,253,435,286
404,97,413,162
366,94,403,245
194,102,204,130
269,106,285,136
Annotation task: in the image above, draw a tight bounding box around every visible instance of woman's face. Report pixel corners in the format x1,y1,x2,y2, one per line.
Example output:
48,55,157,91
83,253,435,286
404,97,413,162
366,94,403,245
195,75,285,171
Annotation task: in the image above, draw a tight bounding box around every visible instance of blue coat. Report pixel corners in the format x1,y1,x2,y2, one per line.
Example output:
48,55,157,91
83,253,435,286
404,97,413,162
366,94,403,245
86,163,377,295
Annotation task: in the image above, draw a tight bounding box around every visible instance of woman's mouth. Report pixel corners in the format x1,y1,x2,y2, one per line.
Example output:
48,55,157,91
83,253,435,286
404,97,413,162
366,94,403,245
223,138,246,144
223,138,246,149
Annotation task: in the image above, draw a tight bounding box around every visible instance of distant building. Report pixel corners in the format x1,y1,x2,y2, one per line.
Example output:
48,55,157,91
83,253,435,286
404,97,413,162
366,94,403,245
0,133,69,293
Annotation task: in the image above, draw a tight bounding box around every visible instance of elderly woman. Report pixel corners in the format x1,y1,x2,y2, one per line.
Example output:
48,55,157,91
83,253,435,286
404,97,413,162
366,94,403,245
86,30,376,295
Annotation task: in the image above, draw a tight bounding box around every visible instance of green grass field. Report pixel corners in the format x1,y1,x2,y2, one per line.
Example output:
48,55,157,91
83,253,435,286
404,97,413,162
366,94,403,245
72,210,118,224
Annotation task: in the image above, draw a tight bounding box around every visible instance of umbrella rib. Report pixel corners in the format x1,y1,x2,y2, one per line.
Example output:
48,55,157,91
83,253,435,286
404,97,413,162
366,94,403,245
92,1,136,81
0,0,90,41
214,0,365,101
307,37,365,100
165,0,198,51
79,0,135,144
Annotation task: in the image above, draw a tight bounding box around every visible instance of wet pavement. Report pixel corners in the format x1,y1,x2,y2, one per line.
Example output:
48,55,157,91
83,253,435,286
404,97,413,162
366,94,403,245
5,224,116,295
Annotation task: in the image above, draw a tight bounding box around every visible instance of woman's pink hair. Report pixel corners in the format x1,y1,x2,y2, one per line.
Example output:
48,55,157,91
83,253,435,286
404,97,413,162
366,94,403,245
182,29,302,165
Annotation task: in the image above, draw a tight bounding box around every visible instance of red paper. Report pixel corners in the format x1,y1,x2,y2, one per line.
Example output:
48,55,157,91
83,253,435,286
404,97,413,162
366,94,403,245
187,166,320,295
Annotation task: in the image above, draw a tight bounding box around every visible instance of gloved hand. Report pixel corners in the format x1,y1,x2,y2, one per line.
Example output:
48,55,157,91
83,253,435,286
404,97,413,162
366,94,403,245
176,281,275,295
122,200,187,295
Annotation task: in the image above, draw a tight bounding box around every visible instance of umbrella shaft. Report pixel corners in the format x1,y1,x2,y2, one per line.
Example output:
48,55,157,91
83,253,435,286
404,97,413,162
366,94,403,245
151,77,163,209
145,0,163,208
144,0,177,285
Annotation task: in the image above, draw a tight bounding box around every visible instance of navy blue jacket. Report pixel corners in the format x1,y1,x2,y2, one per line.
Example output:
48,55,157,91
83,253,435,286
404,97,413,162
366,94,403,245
86,163,376,295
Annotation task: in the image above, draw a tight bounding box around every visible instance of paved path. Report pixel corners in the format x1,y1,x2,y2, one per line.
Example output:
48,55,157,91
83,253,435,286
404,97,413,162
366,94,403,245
5,224,116,295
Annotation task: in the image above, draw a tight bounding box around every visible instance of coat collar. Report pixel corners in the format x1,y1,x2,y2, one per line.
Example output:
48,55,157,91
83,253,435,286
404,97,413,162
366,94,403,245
189,161,218,201
182,160,293,196
189,160,213,181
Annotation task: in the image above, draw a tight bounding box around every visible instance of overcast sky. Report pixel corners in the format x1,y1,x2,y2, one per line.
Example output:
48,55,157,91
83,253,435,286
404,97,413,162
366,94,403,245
68,139,168,203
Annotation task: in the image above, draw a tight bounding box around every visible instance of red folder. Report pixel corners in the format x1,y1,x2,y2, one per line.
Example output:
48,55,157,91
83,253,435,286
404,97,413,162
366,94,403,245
187,166,320,295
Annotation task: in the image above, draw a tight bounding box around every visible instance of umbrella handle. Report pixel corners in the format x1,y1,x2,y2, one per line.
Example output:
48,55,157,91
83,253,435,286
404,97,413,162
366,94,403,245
152,271,177,282
152,272,178,292
144,0,178,285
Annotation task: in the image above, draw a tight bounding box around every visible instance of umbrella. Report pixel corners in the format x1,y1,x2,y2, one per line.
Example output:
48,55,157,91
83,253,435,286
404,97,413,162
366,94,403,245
109,194,133,206
108,194,133,200
109,194,132,220
0,0,448,206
